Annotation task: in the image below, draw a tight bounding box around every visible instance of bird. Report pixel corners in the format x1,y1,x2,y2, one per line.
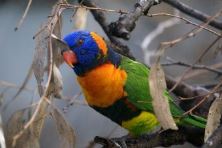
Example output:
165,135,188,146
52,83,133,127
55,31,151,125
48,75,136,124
61,30,206,136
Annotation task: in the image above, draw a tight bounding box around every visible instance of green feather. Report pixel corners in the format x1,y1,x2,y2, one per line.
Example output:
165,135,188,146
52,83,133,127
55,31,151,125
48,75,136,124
119,56,206,129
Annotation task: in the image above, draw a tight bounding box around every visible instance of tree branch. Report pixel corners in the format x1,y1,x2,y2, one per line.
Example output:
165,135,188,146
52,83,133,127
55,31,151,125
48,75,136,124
94,126,204,148
15,0,33,31
162,57,222,76
163,0,222,30
147,12,221,37
108,0,161,40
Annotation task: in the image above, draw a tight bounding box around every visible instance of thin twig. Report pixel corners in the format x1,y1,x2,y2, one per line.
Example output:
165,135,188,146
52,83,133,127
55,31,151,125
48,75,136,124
59,3,128,14
142,10,180,65
1,64,34,112
179,89,221,101
33,25,49,39
62,92,88,113
147,13,221,37
182,62,222,80
9,64,33,97
164,10,222,92
172,36,221,91
183,80,222,115
163,0,222,30
161,10,222,48
33,3,128,39
70,0,84,21
162,57,222,75
15,0,33,31
0,80,33,92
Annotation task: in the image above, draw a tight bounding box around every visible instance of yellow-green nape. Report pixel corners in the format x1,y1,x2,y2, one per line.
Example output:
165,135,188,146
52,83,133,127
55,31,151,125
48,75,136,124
90,32,108,55
121,111,159,136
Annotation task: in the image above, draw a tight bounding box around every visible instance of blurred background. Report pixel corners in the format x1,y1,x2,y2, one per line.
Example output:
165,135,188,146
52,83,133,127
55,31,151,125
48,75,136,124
0,0,222,147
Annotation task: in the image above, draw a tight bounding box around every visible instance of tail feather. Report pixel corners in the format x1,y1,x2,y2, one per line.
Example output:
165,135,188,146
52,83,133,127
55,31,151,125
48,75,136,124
179,114,206,129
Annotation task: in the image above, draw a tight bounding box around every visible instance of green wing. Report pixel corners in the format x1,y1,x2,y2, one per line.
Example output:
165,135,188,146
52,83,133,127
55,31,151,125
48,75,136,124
120,56,183,117
119,56,206,128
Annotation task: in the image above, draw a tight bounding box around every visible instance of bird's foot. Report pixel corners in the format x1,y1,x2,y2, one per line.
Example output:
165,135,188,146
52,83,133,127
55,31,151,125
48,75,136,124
93,136,128,148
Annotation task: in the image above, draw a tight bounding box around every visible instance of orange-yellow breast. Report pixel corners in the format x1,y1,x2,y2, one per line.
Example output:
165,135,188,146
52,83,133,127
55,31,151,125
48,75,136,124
77,63,127,107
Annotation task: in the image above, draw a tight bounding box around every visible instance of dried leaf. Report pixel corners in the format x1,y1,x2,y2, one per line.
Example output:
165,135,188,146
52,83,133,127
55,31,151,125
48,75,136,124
204,95,222,142
33,26,49,96
74,7,88,29
11,65,33,100
5,108,40,148
49,14,64,99
52,14,63,67
149,63,178,130
52,107,75,148
50,65,63,99
6,109,26,141
29,98,48,139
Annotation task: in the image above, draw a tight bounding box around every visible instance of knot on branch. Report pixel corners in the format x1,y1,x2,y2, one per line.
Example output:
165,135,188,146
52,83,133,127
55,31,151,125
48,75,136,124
108,17,135,40
108,0,161,40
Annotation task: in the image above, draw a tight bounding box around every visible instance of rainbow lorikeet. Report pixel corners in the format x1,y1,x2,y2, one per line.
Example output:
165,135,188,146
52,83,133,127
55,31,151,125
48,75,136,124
61,30,206,136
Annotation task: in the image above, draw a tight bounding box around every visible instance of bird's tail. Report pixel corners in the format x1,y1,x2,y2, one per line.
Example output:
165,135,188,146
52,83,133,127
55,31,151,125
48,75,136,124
179,114,206,129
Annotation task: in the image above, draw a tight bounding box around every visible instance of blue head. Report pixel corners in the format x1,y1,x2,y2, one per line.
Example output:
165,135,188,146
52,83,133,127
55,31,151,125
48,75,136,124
62,30,118,76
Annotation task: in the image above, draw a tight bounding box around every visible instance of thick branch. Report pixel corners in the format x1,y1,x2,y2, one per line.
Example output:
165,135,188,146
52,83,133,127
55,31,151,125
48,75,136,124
94,126,204,148
163,0,222,30
109,0,160,40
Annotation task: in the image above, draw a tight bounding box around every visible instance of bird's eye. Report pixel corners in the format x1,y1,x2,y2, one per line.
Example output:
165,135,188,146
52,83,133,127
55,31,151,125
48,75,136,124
77,39,84,46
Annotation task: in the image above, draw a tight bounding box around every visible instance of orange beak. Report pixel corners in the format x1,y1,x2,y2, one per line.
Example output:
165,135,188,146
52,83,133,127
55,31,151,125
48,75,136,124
62,50,77,68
